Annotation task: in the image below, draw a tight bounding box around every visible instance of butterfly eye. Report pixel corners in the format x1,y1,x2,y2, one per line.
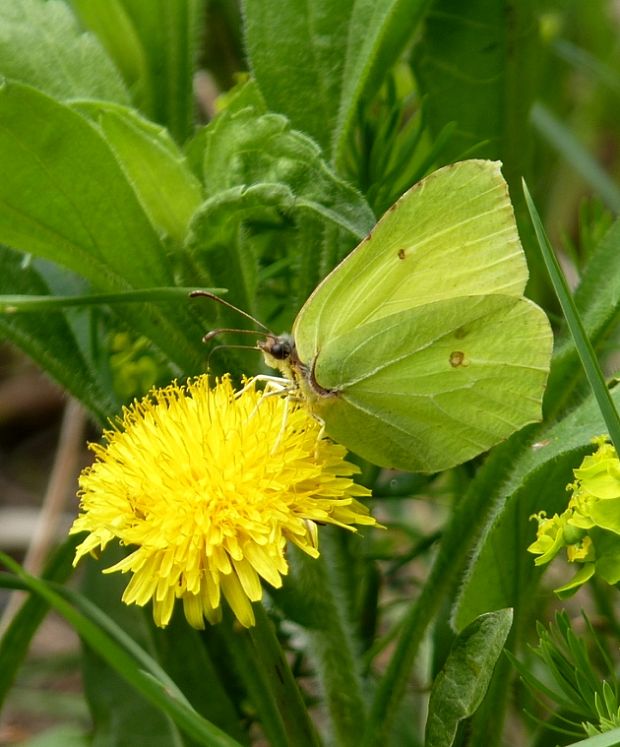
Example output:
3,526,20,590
269,340,292,360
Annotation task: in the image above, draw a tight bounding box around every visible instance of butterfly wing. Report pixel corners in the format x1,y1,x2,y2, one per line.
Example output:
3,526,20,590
307,294,552,473
293,160,527,365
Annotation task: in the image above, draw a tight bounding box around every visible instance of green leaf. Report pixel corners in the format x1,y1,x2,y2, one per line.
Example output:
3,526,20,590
412,0,537,186
425,610,513,747
0,80,168,288
0,287,223,313
75,0,205,143
74,101,203,243
243,0,430,165
0,0,129,103
188,107,375,336
0,79,206,374
0,250,116,423
202,107,375,240
188,183,289,317
565,727,620,747
242,0,356,154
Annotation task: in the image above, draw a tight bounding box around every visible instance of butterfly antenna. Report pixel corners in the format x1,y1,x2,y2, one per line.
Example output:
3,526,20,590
202,328,270,344
190,290,270,332
207,343,262,368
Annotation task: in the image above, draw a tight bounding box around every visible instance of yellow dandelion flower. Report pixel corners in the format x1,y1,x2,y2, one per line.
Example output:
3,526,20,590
70,375,377,629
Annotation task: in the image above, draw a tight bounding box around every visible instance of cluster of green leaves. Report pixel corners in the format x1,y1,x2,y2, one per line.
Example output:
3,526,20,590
1,1,620,746
509,611,620,740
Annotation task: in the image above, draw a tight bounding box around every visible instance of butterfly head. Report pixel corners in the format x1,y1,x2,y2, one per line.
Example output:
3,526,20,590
259,333,297,379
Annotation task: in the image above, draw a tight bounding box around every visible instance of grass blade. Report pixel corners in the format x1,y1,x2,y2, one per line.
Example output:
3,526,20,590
0,552,242,747
0,287,225,313
523,180,620,453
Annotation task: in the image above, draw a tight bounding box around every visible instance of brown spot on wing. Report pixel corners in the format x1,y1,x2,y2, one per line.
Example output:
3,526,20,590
397,248,406,260
449,351,466,368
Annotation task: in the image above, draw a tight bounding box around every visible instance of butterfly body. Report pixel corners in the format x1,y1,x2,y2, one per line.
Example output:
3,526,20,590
260,160,552,473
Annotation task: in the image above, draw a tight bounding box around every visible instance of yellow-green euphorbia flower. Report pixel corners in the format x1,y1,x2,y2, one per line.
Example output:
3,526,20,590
529,437,620,596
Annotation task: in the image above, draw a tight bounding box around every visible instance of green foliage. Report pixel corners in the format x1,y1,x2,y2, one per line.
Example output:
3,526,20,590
1,2,620,747
425,609,513,747
510,611,620,740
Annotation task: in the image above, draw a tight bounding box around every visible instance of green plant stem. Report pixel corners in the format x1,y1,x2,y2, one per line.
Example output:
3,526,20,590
290,535,369,747
523,181,620,454
247,604,321,747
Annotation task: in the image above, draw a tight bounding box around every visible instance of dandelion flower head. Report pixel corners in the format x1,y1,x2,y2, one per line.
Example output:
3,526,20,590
71,375,377,628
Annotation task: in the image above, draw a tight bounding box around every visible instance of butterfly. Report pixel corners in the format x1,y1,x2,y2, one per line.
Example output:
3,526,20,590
258,160,552,473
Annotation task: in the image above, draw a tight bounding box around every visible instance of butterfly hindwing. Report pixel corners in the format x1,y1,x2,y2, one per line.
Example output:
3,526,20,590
308,294,552,472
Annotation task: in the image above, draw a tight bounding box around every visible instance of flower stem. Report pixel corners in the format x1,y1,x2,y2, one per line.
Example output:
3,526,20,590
290,532,369,747
247,603,321,747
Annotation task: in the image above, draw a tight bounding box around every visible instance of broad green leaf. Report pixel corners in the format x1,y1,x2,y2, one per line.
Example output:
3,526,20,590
0,0,129,103
0,249,115,423
85,0,205,143
0,80,206,374
425,609,513,747
0,80,168,288
68,0,150,110
242,0,355,153
453,383,620,631
413,0,537,188
74,101,203,243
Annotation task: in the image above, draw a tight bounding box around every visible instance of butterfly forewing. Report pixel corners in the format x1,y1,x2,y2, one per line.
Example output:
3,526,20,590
293,160,528,366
